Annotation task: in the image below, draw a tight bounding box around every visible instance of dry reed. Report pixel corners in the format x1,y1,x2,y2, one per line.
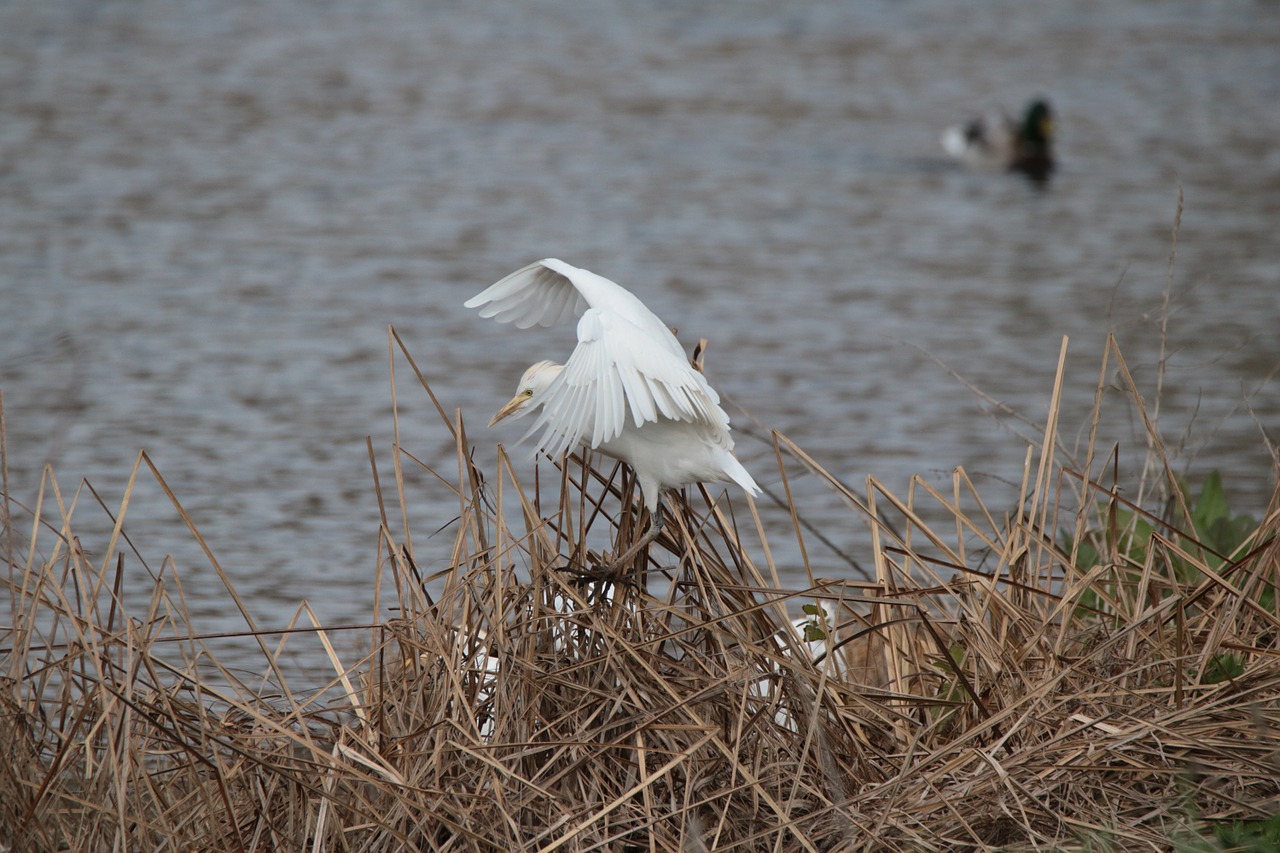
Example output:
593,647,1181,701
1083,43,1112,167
2,328,1277,852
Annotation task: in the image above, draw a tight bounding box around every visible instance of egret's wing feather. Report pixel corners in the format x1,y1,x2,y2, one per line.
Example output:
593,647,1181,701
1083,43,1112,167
543,274,578,326
615,360,655,426
468,258,689,356
463,261,590,329
522,308,735,456
534,259,686,355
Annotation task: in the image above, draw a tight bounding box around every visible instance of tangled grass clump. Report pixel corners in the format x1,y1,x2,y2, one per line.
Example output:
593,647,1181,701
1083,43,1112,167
2,331,1278,851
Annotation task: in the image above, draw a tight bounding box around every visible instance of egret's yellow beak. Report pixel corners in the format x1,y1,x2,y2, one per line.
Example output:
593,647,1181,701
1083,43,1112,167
488,394,527,428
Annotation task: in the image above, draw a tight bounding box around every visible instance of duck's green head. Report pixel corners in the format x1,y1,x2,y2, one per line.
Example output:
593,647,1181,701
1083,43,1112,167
1021,99,1054,144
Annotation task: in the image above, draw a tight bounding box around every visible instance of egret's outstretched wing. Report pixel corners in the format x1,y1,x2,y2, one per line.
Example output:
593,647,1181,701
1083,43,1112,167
465,259,685,357
463,260,591,330
466,259,734,457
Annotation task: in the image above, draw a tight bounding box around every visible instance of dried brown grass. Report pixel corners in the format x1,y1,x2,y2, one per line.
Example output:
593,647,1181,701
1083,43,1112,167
2,329,1278,852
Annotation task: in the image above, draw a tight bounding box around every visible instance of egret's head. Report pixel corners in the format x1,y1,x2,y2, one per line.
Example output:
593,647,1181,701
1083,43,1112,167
488,360,563,427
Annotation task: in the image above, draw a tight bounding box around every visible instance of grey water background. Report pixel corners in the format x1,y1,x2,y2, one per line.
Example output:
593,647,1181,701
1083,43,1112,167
2,0,1277,673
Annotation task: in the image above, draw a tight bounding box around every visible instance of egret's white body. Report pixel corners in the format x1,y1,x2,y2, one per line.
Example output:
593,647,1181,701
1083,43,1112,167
466,259,760,532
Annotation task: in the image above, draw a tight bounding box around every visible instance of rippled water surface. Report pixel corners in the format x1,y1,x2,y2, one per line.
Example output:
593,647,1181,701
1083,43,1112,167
3,0,1278,669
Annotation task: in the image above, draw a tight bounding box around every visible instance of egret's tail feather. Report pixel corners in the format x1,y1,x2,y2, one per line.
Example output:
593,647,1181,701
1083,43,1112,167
720,452,761,498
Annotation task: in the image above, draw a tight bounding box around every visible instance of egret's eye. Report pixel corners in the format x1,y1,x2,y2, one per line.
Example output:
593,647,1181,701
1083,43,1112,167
523,389,534,397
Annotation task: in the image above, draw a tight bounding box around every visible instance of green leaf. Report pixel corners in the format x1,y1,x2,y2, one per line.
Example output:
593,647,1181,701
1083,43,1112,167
1201,652,1245,684
803,625,827,642
1193,470,1229,531
1214,812,1280,850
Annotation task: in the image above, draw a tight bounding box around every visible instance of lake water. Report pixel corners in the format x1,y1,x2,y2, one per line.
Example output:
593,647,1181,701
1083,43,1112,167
2,0,1277,673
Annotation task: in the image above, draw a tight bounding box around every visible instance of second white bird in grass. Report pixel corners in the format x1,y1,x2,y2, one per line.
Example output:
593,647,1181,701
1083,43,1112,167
466,258,760,554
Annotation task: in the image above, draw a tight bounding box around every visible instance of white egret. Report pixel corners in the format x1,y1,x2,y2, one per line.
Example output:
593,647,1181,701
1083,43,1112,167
466,258,760,564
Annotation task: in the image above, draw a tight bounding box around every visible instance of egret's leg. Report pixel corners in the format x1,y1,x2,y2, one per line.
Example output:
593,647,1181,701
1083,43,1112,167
603,499,665,570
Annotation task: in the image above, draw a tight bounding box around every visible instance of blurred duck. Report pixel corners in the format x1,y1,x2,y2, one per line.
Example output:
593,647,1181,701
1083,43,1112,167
941,98,1055,182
